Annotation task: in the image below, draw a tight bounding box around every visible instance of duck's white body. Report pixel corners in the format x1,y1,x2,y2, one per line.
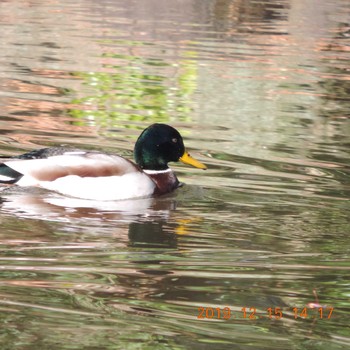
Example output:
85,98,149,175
0,151,157,201
33,172,156,201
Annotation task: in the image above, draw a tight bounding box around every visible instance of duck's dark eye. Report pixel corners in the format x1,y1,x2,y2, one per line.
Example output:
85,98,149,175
172,138,178,143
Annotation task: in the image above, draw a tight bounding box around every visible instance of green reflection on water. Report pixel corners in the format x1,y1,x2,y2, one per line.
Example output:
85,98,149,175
68,44,198,128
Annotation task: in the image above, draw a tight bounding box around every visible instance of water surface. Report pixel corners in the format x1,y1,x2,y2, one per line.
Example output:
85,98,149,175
0,0,349,349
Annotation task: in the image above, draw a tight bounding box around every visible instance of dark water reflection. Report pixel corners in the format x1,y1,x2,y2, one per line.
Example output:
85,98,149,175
0,0,350,349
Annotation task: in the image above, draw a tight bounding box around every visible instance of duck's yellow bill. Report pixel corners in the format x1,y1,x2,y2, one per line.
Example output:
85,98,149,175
180,151,207,170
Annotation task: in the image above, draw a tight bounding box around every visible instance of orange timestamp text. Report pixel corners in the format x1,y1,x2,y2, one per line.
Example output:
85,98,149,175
197,306,334,320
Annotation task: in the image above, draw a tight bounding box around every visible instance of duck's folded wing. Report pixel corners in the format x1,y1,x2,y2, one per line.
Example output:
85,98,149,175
0,151,139,184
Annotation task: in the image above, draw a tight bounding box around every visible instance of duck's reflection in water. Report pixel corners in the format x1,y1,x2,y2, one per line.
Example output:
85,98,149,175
0,187,185,248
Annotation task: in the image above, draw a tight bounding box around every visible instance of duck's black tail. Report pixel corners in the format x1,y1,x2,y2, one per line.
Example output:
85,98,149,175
0,164,23,184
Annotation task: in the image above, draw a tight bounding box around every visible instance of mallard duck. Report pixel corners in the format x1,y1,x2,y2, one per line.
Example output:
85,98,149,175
0,124,206,200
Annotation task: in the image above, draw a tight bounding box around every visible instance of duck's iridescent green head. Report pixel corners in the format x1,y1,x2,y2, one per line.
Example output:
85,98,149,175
134,124,206,171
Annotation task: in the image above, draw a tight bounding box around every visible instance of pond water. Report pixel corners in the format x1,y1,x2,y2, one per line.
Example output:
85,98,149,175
0,0,349,349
